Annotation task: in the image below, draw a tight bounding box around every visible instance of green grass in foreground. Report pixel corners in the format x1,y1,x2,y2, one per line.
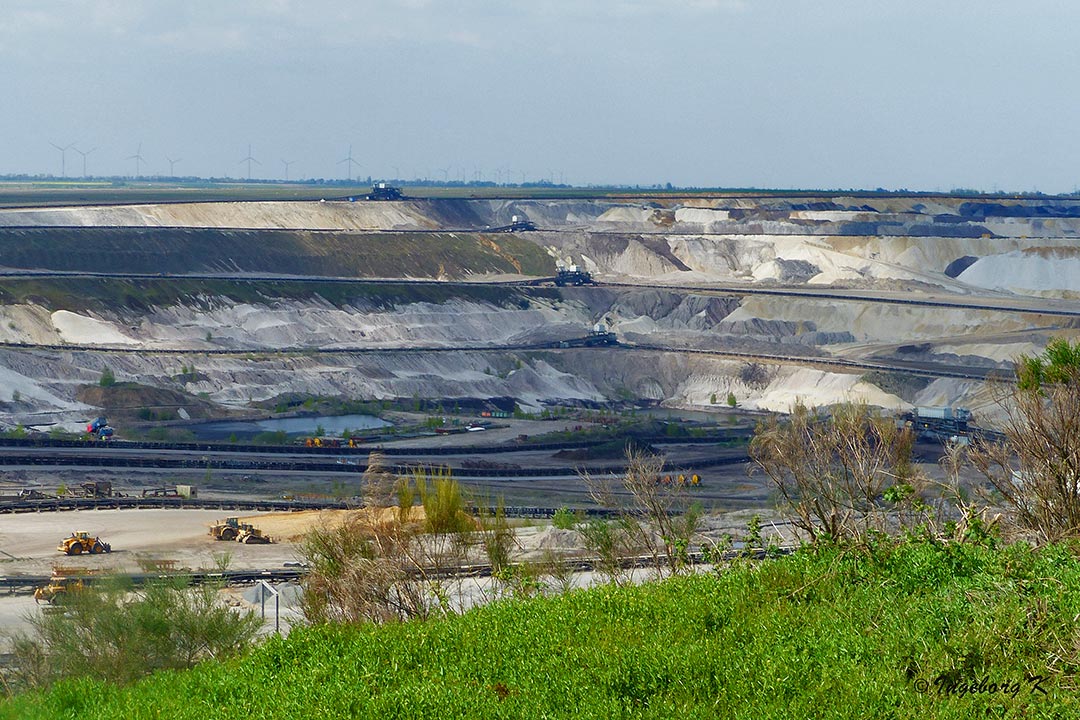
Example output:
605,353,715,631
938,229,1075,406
4,539,1079,719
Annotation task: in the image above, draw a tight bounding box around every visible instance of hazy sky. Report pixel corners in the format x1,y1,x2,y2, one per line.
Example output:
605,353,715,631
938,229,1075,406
2,0,1078,191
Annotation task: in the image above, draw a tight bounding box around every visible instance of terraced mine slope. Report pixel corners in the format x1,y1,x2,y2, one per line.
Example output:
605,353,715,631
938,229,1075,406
1,192,1078,429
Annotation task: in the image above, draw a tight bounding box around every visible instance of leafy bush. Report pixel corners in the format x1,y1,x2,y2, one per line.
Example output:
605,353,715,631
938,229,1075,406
750,401,924,543
298,465,474,625
551,507,578,530
9,577,260,691
582,448,702,578
971,339,1080,542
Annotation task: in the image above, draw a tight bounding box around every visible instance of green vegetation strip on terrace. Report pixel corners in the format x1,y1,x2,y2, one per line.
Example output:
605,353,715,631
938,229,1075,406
0,278,559,314
5,539,1079,718
0,182,658,206
0,182,381,207
0,228,555,278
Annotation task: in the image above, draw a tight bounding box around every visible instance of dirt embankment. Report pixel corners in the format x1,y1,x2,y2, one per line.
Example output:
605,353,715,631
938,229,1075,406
76,383,228,422
0,227,554,279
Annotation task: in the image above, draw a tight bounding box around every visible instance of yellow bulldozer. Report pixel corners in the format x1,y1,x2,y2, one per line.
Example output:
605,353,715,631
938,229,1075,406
34,565,105,603
209,517,272,544
236,525,272,544
34,575,84,604
57,531,112,555
34,577,83,604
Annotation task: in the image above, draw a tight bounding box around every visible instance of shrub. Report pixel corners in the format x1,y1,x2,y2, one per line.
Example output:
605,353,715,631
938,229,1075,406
299,465,474,625
10,577,260,691
971,339,1080,542
581,448,702,578
750,401,924,543
552,507,578,530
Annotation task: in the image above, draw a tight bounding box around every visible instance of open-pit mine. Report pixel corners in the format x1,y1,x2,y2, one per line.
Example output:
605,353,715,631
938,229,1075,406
0,186,1078,639
1,191,1078,430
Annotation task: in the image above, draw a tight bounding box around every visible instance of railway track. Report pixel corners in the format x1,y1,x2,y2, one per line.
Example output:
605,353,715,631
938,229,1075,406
0,545,794,596
0,495,618,518
0,431,752,457
0,269,1077,317
0,337,1003,382
625,343,1005,382
0,446,747,479
0,569,306,594
352,431,753,454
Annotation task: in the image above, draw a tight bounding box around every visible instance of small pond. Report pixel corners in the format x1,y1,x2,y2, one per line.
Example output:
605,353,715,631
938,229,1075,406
190,414,391,440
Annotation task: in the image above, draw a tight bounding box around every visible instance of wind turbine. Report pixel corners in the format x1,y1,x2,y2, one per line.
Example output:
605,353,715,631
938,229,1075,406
73,146,97,178
166,156,182,177
337,145,361,181
128,143,146,178
240,145,260,180
281,159,296,182
49,141,76,178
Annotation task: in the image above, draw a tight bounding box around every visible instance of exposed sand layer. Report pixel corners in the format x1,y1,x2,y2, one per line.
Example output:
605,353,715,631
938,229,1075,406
958,251,1080,297
742,366,904,412
51,310,139,346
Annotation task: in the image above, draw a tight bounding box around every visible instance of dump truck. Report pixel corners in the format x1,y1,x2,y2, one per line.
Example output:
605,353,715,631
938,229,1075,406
86,416,115,440
57,531,112,555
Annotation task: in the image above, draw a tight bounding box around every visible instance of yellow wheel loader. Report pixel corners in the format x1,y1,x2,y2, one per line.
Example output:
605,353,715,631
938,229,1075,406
57,531,111,555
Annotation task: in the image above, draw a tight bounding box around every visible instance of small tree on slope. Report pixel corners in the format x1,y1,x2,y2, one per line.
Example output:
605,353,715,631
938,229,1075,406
970,339,1080,543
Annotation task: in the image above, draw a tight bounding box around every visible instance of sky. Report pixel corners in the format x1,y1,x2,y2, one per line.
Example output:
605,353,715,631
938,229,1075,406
1,0,1078,192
